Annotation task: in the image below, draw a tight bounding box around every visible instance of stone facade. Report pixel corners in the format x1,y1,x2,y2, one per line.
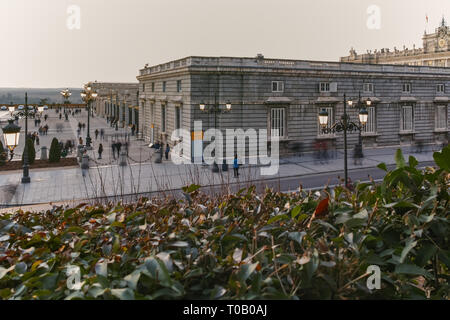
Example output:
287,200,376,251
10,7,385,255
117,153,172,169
341,18,450,67
136,56,450,161
138,55,450,162
88,82,140,131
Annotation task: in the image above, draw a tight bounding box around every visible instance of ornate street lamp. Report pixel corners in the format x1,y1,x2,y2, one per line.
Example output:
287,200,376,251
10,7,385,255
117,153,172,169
199,96,232,172
318,93,370,188
2,119,21,161
81,84,98,149
8,105,15,117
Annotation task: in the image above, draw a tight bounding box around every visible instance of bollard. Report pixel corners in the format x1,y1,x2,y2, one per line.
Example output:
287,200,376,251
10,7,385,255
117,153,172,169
81,154,89,170
40,146,48,160
119,150,127,167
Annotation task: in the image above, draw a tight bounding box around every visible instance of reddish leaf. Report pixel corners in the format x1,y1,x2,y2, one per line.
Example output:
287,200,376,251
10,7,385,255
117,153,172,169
314,198,329,218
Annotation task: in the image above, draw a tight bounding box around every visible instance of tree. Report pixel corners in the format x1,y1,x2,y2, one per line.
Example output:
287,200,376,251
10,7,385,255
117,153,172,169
22,137,36,165
0,141,6,166
49,138,61,163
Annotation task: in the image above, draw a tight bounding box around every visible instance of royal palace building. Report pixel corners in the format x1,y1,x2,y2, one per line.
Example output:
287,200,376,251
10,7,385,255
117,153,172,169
136,55,450,161
89,81,140,133
341,18,450,67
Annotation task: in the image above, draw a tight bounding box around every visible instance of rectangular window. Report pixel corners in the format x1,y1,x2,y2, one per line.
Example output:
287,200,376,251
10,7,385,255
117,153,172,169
152,82,155,92
363,106,376,134
270,108,285,137
436,105,447,130
175,106,181,130
162,81,166,92
402,83,411,94
177,80,182,93
271,81,284,93
437,84,445,93
319,82,330,93
318,107,334,136
161,105,166,132
401,105,413,132
142,83,146,92
363,83,374,93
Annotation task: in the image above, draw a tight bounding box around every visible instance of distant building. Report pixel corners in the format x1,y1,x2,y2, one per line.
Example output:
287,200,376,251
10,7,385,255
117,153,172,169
137,55,450,161
89,82,140,132
341,18,450,67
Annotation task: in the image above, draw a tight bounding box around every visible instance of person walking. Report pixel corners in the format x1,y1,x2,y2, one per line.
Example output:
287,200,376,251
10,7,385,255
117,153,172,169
100,129,105,140
233,154,240,178
111,142,117,160
95,129,99,140
165,144,170,160
117,141,122,156
98,143,103,160
79,137,83,146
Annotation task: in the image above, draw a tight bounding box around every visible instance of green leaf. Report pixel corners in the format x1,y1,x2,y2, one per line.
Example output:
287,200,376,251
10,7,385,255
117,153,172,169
408,156,418,168
433,145,450,172
400,238,417,263
291,206,301,219
377,163,388,172
182,184,201,194
288,232,306,246
415,243,438,267
238,263,259,283
395,263,432,278
110,288,135,300
395,149,406,169
95,261,108,278
267,214,289,225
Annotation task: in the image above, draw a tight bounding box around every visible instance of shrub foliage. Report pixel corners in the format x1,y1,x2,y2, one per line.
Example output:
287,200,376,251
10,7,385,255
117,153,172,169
21,137,36,165
0,148,448,300
49,138,61,163
0,141,6,166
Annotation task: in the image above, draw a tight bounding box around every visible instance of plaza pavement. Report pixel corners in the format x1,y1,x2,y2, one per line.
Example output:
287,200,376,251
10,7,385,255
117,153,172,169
0,108,442,208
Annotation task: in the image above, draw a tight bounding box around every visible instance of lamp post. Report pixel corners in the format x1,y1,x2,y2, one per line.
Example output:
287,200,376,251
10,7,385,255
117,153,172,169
199,94,232,172
60,89,72,113
2,119,21,161
8,105,15,117
21,93,31,184
318,94,369,188
81,84,98,149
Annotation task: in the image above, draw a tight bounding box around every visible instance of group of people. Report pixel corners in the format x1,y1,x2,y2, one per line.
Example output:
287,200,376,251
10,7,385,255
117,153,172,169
77,122,86,137
38,124,49,135
28,132,40,146
151,141,171,160
94,129,105,140
110,141,129,159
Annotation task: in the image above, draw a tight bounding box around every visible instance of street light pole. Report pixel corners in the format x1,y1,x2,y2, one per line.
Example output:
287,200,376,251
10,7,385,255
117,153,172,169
199,93,231,173
86,100,92,148
343,94,348,187
22,93,30,184
318,93,369,189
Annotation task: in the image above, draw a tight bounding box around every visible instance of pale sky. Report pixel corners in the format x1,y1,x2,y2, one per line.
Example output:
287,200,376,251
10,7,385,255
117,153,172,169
1,0,449,88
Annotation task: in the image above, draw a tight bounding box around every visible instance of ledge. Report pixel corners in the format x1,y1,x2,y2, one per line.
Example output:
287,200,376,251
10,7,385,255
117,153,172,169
433,129,450,133
433,97,449,103
265,97,292,104
399,131,416,135
398,96,417,103
316,135,337,140
361,132,380,137
315,96,341,104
